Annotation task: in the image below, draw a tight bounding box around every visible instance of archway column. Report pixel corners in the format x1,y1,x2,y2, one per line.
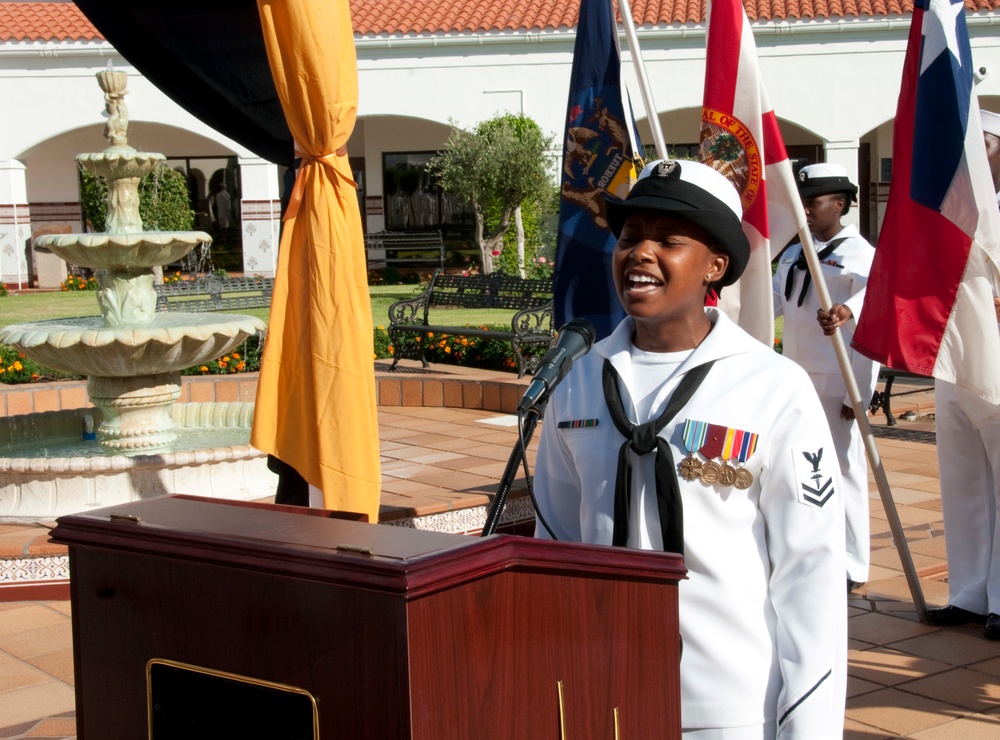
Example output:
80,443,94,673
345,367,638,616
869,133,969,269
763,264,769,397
0,160,36,288
238,157,282,277
823,139,862,228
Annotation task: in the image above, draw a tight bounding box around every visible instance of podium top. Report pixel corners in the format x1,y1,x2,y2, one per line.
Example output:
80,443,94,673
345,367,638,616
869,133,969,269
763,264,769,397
51,494,685,598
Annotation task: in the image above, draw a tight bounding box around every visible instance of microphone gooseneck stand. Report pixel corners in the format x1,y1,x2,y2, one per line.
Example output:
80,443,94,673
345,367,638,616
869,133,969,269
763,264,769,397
481,403,546,537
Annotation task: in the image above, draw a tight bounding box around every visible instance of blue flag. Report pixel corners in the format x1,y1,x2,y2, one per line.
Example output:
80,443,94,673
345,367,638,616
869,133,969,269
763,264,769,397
554,0,642,340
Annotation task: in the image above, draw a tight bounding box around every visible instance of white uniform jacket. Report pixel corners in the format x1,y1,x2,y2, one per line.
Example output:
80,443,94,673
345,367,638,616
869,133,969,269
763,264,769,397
534,310,847,737
773,224,879,407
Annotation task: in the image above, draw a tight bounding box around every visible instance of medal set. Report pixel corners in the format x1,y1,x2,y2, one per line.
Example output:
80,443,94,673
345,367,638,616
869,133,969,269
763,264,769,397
679,420,758,490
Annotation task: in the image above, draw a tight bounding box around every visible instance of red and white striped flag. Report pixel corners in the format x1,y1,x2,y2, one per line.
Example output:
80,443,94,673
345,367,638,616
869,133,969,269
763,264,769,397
700,0,805,345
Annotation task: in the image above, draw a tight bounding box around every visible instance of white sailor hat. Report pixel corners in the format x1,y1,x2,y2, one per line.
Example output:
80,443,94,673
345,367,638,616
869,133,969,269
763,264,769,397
797,163,858,200
605,159,750,286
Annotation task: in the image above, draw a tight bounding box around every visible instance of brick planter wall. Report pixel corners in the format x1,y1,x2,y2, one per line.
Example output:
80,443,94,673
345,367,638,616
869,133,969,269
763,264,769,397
0,366,530,417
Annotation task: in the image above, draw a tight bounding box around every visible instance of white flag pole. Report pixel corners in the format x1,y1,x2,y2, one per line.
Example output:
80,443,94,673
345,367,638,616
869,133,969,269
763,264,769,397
796,225,927,619
615,0,667,158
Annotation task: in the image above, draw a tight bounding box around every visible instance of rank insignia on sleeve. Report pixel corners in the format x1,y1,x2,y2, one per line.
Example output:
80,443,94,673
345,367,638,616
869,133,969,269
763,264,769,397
794,447,835,508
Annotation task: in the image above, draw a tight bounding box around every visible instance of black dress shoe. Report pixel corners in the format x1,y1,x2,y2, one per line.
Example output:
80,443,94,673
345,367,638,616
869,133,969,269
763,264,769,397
925,605,988,626
985,614,1000,640
847,580,865,592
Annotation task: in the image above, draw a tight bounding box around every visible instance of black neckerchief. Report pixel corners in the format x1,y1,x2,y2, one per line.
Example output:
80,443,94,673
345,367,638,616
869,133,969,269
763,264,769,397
602,358,715,553
784,236,849,307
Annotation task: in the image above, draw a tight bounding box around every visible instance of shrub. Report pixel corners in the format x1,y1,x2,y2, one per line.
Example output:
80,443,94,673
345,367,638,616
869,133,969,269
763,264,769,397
0,346,52,384
79,164,194,233
375,324,545,372
0,282,8,298
368,266,426,286
61,274,98,291
181,334,264,376
373,325,393,359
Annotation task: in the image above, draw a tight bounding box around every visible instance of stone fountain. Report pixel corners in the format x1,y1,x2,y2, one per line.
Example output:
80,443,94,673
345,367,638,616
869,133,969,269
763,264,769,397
0,70,273,521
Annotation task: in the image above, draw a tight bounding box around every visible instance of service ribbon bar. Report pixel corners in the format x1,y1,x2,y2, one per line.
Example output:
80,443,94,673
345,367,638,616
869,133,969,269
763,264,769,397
682,419,710,453
725,427,759,462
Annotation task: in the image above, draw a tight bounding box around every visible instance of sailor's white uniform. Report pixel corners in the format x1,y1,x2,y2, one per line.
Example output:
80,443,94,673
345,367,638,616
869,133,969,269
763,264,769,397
934,232,1000,616
773,224,879,583
533,310,847,737
935,379,1000,615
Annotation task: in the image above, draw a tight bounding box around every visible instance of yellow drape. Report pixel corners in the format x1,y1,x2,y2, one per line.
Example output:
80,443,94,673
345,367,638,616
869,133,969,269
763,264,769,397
252,0,380,522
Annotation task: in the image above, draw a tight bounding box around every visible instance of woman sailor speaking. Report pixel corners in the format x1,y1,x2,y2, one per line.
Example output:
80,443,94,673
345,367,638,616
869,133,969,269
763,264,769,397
533,159,847,738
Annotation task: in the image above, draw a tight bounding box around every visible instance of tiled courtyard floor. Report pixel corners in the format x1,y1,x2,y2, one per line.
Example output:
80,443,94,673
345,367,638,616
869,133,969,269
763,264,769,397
3,373,1000,737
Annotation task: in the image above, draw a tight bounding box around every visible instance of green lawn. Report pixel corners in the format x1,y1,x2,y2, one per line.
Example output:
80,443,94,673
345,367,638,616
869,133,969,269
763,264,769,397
1,284,786,337
1,284,524,332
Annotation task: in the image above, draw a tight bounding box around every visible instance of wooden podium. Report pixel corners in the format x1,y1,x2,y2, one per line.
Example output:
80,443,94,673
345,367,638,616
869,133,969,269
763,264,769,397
51,495,685,739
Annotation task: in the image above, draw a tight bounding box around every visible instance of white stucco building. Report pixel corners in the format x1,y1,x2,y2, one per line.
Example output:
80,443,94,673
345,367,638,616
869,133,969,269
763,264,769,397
2,0,1000,285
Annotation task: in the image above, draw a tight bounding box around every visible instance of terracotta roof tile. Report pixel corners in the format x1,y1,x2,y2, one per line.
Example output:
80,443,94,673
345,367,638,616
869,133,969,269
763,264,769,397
2,0,1000,44
0,2,102,42
349,0,1000,36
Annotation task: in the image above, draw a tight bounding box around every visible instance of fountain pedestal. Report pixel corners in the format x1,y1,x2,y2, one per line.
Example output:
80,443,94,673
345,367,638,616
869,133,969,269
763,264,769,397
88,373,182,450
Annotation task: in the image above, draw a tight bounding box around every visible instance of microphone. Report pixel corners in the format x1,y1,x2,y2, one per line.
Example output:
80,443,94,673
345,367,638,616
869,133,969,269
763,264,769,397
518,318,596,413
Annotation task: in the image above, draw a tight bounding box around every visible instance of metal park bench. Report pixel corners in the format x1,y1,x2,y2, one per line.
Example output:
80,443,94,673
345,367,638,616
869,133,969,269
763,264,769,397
154,276,274,313
365,230,446,269
387,269,555,378
868,368,933,426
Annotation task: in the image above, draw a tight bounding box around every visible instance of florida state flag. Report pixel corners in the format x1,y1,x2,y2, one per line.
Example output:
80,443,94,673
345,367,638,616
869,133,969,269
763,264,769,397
700,0,805,345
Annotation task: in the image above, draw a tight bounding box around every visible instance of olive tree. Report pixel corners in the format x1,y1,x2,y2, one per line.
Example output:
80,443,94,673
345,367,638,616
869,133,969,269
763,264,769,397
428,114,553,274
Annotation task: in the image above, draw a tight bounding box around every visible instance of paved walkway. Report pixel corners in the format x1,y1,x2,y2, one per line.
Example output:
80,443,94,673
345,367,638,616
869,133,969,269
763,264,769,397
3,374,1000,737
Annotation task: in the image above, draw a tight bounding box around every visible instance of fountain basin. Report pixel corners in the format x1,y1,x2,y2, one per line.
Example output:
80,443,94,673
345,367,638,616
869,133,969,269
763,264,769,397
0,404,274,522
0,313,264,377
77,149,165,180
32,231,211,270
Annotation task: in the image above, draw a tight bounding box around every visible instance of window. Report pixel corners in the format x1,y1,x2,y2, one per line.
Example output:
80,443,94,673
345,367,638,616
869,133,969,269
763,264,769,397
382,152,473,232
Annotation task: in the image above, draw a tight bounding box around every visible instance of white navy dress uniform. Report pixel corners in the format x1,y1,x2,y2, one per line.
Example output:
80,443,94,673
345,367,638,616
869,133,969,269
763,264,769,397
532,159,847,738
932,109,1000,627
772,164,879,585
534,311,847,737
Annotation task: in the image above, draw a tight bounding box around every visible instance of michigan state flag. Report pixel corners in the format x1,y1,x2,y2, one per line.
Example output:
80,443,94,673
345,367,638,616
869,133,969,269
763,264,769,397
554,0,643,340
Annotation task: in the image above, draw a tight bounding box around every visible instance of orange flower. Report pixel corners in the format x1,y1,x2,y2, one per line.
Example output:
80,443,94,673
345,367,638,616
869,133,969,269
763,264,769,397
232,352,240,360
200,366,209,373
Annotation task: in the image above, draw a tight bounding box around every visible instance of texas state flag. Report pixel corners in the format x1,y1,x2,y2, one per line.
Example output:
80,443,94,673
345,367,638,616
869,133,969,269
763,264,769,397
853,0,1000,424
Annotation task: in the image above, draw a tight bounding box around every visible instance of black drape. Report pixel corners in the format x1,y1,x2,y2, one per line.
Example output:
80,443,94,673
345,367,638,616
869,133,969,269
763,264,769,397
74,0,294,167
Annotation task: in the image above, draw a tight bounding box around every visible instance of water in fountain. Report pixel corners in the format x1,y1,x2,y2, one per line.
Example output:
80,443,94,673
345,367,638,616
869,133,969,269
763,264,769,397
0,69,272,521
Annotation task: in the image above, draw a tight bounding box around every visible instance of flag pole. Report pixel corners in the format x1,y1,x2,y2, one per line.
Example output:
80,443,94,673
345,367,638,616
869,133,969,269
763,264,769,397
615,0,667,157
796,225,927,619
